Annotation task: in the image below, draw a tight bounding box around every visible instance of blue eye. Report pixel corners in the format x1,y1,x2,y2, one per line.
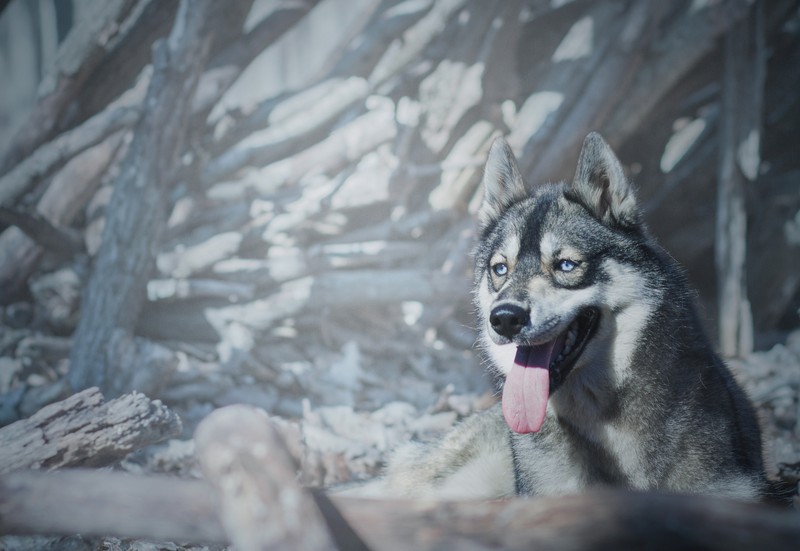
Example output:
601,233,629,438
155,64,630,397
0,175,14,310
558,259,578,272
492,263,508,277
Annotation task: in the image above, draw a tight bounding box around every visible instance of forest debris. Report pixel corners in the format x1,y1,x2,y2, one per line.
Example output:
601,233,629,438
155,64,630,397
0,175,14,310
368,0,469,88
0,107,138,207
524,1,658,184
0,0,140,173
204,269,458,339
428,120,495,212
0,207,83,258
298,400,459,487
147,278,255,303
0,379,71,428
157,232,244,278
253,100,397,192
28,268,82,332
0,387,181,473
204,76,370,184
0,127,123,302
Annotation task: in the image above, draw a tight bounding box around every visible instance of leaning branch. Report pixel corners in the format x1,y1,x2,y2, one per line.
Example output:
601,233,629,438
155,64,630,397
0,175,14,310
0,106,139,206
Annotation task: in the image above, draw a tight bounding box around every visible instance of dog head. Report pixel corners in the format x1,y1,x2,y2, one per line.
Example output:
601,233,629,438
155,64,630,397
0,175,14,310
474,133,657,433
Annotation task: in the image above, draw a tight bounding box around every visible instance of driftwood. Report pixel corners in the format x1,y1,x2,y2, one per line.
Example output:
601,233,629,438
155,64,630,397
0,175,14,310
0,387,181,473
0,406,798,550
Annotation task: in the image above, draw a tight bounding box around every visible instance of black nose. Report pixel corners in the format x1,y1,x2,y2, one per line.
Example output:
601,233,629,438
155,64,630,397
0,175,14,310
489,304,529,339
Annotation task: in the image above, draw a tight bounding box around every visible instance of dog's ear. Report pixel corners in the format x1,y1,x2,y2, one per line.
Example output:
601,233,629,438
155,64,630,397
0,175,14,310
570,133,639,228
479,137,528,228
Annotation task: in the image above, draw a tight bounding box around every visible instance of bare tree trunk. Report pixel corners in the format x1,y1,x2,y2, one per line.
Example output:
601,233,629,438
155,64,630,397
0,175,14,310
67,0,249,396
715,1,763,358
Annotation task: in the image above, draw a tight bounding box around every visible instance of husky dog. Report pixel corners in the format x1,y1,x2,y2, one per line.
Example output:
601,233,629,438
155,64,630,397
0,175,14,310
372,133,784,503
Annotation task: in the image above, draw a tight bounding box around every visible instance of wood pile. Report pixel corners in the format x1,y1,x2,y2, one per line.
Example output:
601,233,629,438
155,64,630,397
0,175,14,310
0,0,798,548
2,401,798,550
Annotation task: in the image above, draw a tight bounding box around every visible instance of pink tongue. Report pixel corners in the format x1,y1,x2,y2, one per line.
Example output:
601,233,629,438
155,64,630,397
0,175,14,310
501,343,555,434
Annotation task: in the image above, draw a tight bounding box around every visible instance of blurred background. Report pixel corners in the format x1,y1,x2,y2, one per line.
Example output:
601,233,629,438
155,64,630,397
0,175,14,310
0,0,798,488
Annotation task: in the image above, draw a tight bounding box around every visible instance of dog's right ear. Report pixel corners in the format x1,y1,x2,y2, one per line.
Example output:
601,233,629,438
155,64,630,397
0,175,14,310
570,132,639,228
479,137,528,228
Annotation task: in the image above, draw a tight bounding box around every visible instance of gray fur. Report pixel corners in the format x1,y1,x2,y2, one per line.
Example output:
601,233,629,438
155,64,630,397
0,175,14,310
478,137,527,228
360,133,779,504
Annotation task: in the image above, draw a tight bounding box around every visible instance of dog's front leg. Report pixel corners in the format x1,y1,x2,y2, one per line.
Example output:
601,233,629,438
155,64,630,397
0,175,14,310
342,404,516,499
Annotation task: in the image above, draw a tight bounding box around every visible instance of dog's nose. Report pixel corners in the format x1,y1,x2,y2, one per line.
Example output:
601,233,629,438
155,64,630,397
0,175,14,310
490,304,529,339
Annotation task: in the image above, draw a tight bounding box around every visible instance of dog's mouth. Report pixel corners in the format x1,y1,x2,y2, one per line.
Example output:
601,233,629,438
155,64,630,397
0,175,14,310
548,307,600,387
501,307,600,434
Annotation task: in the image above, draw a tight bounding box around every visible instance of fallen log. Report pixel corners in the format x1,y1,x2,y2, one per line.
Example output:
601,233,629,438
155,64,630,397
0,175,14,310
0,470,225,545
0,387,181,473
0,459,798,549
336,490,800,551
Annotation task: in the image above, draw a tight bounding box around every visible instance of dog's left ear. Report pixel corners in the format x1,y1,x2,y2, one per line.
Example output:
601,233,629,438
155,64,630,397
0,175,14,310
570,133,639,228
479,136,528,228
